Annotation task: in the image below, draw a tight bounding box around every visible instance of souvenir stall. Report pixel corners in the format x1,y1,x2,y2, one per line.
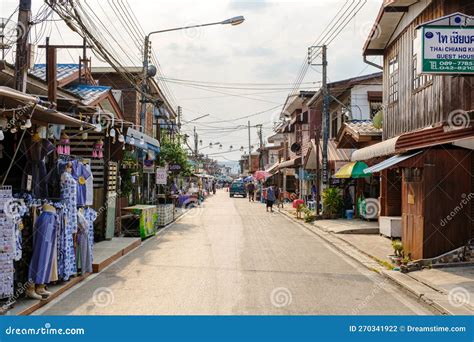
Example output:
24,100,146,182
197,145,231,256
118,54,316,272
120,126,161,238
0,87,99,307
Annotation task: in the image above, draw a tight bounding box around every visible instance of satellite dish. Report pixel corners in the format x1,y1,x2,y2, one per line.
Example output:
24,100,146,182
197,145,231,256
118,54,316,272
147,65,157,78
290,142,301,153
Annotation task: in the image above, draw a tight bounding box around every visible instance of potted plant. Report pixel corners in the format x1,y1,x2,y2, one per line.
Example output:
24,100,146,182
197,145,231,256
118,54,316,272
322,188,343,219
390,239,404,265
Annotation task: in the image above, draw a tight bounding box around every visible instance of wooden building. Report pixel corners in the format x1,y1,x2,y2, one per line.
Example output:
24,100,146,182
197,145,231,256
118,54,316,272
353,0,474,260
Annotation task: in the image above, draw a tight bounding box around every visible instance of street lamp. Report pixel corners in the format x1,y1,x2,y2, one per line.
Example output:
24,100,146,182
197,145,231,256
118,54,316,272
141,16,245,127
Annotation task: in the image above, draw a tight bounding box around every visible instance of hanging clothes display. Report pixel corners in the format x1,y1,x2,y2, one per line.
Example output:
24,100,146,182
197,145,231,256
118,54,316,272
28,204,57,285
58,167,78,281
83,207,97,265
21,135,55,198
76,209,92,274
85,163,94,206
0,187,15,299
92,139,104,159
71,160,91,207
56,132,71,156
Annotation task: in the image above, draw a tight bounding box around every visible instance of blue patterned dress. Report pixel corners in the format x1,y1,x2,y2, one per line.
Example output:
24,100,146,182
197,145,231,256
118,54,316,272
28,210,57,284
84,208,97,263
58,171,78,280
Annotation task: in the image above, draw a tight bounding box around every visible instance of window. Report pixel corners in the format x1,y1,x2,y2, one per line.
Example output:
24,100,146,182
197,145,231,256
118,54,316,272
369,101,383,119
388,55,399,103
413,54,432,91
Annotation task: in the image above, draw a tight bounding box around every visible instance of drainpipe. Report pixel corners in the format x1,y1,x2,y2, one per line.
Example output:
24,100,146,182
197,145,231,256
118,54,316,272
363,55,383,70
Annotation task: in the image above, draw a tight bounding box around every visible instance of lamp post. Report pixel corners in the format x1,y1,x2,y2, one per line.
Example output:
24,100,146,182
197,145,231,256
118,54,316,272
140,16,245,128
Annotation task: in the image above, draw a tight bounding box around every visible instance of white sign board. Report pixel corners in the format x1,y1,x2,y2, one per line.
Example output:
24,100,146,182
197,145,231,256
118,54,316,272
155,167,168,185
418,13,474,74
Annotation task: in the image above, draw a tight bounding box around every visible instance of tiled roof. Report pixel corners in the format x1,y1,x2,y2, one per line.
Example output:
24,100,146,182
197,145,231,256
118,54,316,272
31,64,80,82
64,84,111,105
344,120,382,136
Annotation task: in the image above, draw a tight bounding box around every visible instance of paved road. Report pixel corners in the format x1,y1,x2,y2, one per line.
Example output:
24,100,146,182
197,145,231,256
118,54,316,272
36,190,436,315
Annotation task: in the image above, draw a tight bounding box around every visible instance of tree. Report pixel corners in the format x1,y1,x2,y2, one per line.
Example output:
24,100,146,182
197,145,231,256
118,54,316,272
158,132,193,176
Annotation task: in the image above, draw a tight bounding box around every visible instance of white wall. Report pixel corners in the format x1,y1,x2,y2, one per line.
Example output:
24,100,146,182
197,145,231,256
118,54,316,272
350,84,382,120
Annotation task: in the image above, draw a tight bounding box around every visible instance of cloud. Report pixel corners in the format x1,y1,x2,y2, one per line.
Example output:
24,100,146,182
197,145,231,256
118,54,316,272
233,46,275,57
228,0,272,12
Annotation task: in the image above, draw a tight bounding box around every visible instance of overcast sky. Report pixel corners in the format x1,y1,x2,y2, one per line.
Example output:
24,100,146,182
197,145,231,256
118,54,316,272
1,0,383,169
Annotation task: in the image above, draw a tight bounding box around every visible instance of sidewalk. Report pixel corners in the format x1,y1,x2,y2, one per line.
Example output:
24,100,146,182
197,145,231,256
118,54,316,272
277,205,474,315
6,237,141,316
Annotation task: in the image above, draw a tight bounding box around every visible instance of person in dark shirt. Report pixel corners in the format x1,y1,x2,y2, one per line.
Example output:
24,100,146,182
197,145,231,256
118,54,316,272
247,182,255,202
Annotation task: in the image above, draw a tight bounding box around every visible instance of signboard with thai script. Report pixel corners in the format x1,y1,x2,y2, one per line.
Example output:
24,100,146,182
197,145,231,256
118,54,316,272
155,167,168,185
418,13,474,74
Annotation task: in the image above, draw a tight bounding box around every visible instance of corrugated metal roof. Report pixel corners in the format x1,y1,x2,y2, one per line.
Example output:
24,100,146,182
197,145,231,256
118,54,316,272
31,64,79,82
64,84,111,105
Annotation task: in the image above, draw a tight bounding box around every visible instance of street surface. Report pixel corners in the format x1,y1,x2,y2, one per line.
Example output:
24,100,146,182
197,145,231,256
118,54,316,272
35,190,436,315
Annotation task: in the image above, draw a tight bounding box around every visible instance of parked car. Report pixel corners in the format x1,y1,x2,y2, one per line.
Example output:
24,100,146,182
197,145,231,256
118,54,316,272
229,182,246,198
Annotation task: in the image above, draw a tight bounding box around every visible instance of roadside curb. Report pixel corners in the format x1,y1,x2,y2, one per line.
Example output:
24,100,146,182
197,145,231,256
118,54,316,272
276,209,474,316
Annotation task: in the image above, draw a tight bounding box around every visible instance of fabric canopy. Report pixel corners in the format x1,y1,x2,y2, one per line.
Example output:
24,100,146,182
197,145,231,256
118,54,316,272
334,161,371,179
125,127,160,153
351,136,399,161
277,157,301,170
363,151,423,174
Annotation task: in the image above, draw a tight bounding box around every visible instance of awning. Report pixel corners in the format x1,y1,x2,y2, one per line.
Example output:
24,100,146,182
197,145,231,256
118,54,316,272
277,157,301,170
0,86,93,127
265,162,279,174
351,136,399,161
363,151,423,174
334,161,371,179
125,127,160,153
304,140,318,170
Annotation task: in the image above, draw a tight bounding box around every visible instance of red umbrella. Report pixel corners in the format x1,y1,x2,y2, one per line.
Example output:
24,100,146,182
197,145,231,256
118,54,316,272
254,170,271,181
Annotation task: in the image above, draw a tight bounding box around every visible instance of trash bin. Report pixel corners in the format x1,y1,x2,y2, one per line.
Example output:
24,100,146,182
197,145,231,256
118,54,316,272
345,209,354,219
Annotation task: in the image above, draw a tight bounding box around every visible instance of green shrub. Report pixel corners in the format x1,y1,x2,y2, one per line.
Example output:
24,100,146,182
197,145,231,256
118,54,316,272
322,188,343,216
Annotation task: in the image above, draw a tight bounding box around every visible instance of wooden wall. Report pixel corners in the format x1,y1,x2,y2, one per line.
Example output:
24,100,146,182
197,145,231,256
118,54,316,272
383,0,474,139
402,148,472,259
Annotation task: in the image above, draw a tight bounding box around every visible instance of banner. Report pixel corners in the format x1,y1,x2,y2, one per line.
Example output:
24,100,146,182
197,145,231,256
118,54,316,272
0,316,472,341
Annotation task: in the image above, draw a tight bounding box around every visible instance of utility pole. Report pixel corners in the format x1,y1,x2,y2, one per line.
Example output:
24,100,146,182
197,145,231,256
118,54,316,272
256,124,263,170
321,45,329,187
248,121,251,175
193,126,198,157
14,0,32,92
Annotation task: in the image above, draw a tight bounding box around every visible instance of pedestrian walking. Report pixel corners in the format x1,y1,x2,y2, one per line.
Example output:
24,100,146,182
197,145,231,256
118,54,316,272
274,185,281,209
246,182,255,202
266,184,276,212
